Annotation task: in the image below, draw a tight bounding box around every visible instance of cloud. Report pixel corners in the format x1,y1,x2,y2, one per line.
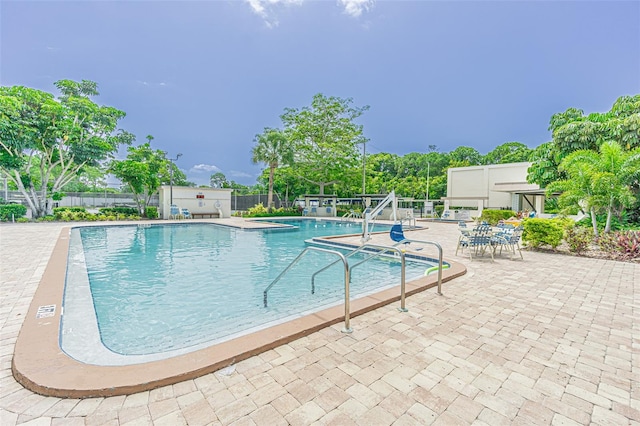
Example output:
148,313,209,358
245,0,303,28
229,170,254,179
190,164,221,173
338,0,374,18
246,0,373,27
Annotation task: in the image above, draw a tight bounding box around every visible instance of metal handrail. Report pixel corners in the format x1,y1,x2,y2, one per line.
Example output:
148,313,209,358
263,246,353,333
350,244,408,312
400,239,444,295
312,243,409,312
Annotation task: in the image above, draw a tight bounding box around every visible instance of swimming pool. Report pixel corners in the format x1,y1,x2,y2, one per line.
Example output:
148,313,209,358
62,219,435,365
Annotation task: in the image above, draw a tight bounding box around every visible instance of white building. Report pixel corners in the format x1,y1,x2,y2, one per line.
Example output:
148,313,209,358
443,162,545,219
158,186,232,219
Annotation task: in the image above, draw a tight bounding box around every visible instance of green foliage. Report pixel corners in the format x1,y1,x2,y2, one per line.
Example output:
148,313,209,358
99,207,138,216
145,206,158,219
528,95,640,189
243,203,300,217
0,80,133,218
110,142,168,215
577,213,627,232
483,142,532,165
53,206,86,214
564,226,593,253
479,209,516,226
281,93,369,195
522,218,564,249
598,230,640,260
16,217,30,223
0,203,27,221
252,128,293,209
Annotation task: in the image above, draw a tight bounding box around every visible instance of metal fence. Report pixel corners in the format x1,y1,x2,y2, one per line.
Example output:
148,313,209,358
3,191,284,212
231,194,284,211
3,191,158,209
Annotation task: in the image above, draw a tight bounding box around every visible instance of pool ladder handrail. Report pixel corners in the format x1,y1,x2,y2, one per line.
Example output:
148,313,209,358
401,238,444,296
311,243,410,312
263,246,353,333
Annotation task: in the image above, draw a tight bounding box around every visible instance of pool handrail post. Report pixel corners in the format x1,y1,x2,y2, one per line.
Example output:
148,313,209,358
402,239,444,295
262,246,353,333
349,243,407,312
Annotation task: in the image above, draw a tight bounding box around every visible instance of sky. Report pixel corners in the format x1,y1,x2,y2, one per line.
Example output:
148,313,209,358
1,0,639,187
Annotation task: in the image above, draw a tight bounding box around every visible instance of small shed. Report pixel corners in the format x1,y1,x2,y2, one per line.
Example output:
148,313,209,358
159,186,232,219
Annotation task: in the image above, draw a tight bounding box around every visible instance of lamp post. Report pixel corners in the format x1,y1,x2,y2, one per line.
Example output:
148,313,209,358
425,162,430,216
169,153,182,206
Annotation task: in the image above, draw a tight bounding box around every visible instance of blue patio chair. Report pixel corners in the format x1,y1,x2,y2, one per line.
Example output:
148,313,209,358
169,204,183,220
390,223,422,250
181,208,191,219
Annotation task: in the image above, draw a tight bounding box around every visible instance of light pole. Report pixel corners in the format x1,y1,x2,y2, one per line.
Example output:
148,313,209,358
425,162,430,216
169,153,182,206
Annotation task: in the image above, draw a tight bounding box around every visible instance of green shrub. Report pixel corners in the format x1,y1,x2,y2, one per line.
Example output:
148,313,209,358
145,206,158,219
99,207,139,216
0,204,27,221
479,209,516,226
244,204,302,217
53,206,86,214
564,226,593,253
16,217,30,223
36,215,55,222
522,218,564,249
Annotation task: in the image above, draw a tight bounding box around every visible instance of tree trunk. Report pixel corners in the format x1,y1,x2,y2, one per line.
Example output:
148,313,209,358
590,206,599,238
318,182,325,195
268,165,275,211
604,207,612,234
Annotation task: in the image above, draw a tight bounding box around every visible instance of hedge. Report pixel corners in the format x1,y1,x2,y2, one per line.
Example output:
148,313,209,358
0,204,27,221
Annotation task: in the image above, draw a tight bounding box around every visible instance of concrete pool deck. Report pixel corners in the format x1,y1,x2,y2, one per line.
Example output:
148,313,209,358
1,219,639,424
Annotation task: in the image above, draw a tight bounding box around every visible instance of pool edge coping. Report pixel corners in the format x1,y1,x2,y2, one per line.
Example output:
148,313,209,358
12,225,466,398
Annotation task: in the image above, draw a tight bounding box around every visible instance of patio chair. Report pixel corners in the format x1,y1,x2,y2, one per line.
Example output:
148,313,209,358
455,223,472,256
493,226,524,260
459,224,494,261
168,204,183,220
181,208,191,219
390,223,423,250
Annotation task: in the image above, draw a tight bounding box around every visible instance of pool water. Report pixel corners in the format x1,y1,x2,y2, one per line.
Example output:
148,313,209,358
63,220,434,360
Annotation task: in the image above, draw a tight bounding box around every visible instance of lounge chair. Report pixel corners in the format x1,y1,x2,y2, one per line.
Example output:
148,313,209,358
181,208,191,219
168,204,183,220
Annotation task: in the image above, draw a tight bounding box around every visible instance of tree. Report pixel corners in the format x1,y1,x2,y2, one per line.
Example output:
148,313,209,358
251,128,293,209
0,80,133,217
281,94,369,195
110,142,169,215
448,146,483,166
210,172,229,189
528,95,640,187
483,142,532,165
547,141,640,235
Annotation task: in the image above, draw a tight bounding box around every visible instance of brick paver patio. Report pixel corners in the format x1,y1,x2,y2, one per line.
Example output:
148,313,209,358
0,220,638,425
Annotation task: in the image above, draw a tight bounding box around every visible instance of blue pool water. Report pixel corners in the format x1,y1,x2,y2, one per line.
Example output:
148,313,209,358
63,219,434,359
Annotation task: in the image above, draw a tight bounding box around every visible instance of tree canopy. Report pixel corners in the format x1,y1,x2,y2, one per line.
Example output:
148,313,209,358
0,80,133,217
281,93,369,195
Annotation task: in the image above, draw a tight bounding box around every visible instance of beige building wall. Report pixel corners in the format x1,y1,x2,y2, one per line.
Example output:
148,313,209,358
158,186,232,219
445,162,541,216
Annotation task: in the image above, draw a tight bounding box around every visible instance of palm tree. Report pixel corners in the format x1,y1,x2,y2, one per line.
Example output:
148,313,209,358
251,128,293,211
548,141,640,235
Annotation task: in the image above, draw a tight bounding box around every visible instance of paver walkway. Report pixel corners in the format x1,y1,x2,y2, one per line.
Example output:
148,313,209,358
0,220,638,425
